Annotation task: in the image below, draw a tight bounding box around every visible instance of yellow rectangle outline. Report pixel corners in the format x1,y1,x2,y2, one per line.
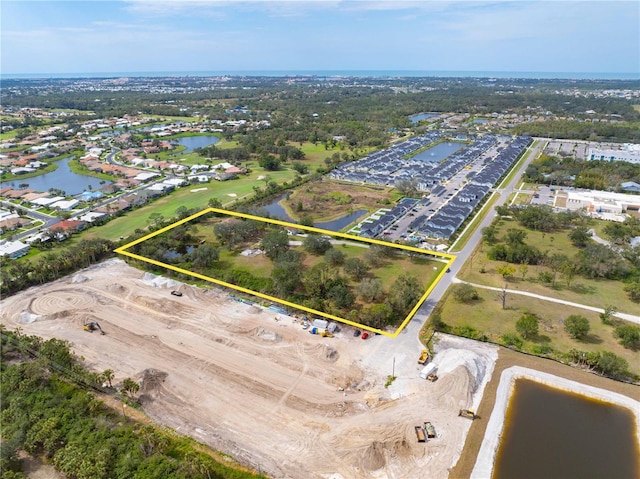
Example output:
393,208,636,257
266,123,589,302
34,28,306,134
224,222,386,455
115,207,456,338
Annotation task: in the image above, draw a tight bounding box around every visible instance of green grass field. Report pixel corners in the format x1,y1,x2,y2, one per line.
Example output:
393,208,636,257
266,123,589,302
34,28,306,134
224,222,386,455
458,217,638,314
438,287,640,376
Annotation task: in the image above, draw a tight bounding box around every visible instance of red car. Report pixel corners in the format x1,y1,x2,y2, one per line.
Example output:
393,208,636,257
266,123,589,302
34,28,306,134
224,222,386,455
361,332,369,340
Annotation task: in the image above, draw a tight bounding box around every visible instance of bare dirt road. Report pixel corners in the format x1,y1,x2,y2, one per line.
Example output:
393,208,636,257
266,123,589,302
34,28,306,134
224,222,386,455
1,259,499,479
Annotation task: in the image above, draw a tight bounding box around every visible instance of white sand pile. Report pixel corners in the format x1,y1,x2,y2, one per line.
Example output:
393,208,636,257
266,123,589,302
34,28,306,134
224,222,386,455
433,334,499,410
433,348,489,393
141,272,182,289
19,311,40,324
71,274,89,283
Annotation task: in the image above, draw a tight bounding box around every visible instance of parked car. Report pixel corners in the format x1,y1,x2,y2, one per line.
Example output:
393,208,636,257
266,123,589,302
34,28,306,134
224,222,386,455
171,291,183,297
361,332,369,340
353,329,361,337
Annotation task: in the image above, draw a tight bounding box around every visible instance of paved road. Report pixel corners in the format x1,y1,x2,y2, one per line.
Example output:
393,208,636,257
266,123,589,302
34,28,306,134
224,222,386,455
359,140,545,375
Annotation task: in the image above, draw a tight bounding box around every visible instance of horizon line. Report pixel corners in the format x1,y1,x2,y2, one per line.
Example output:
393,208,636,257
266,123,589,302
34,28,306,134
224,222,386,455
2,69,638,81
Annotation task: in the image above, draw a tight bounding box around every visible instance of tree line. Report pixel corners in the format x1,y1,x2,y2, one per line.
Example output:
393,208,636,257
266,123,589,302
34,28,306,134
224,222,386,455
0,327,267,479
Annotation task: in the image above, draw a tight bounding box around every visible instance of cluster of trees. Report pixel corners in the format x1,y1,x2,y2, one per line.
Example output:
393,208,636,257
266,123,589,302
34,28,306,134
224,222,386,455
485,207,640,296
135,217,424,329
0,328,265,479
565,348,631,380
524,155,640,189
494,204,582,232
258,229,423,327
513,120,640,142
0,238,115,297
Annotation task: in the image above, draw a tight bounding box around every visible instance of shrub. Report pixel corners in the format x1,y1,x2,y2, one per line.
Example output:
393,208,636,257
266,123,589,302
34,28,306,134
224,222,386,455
563,315,591,340
516,313,539,339
452,283,479,303
614,324,640,350
501,333,523,349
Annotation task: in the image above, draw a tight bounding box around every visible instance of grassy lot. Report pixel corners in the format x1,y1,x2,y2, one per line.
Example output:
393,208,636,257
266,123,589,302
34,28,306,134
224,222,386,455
437,287,640,376
458,217,638,314
282,179,395,223
131,218,444,328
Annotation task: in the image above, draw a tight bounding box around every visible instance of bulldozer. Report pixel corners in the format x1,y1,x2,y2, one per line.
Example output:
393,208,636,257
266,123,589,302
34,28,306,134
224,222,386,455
83,321,105,335
320,330,334,338
459,409,477,420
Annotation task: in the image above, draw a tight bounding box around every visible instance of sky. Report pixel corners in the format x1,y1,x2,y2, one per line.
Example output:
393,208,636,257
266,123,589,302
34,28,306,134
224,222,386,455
1,0,639,76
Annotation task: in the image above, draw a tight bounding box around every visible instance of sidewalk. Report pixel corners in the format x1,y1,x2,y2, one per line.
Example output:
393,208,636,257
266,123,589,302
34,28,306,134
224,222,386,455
455,278,640,325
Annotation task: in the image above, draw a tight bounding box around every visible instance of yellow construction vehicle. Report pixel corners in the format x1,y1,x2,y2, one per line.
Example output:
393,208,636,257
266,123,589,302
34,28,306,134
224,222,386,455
418,349,429,364
459,409,477,420
83,321,105,335
320,330,334,338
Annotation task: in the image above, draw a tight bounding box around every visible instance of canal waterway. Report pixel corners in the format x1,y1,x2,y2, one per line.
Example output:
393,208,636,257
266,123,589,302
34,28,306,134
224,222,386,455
492,379,640,479
4,157,112,196
412,142,464,163
314,210,367,231
173,135,220,153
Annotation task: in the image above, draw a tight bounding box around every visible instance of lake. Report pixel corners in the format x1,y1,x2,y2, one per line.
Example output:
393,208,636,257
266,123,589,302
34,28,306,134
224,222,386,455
412,142,464,163
5,157,112,196
173,135,220,153
492,379,640,479
409,113,438,123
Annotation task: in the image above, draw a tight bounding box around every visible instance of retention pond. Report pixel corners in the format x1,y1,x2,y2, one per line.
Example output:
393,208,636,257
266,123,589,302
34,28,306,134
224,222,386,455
473,368,640,479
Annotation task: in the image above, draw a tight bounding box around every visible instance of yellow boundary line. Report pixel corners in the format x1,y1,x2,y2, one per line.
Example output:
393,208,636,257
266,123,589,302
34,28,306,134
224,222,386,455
115,207,456,338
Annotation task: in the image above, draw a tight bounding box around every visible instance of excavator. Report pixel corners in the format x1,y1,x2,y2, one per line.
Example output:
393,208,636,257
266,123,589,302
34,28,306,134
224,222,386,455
83,321,105,335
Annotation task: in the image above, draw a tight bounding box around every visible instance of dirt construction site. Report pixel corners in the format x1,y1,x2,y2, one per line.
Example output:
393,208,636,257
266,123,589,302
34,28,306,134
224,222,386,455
0,258,510,478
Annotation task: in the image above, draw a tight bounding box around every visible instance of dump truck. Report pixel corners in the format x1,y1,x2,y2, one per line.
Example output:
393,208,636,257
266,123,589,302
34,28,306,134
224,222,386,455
415,426,426,443
83,321,105,335
418,349,429,364
424,422,436,438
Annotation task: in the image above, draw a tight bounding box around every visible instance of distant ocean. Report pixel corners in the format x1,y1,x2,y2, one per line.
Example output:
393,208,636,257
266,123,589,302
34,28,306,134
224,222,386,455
2,70,638,80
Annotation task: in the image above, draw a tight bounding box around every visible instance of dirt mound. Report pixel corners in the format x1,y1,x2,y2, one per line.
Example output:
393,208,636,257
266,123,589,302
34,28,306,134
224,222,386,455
107,283,128,294
361,440,386,471
255,327,281,342
71,274,89,283
138,368,168,393
306,343,340,362
248,305,262,314
431,365,474,411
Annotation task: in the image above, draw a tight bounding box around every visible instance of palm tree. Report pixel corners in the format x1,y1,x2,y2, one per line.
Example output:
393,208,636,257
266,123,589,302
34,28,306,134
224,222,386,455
121,377,140,400
102,369,115,388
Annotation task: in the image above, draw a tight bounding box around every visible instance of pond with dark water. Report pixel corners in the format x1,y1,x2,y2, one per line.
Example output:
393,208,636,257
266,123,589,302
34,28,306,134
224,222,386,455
173,135,220,153
262,195,367,231
5,157,113,196
411,142,464,163
493,379,640,479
